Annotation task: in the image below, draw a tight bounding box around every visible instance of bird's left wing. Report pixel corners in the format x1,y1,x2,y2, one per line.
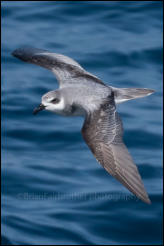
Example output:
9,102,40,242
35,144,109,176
81,94,151,204
12,47,105,87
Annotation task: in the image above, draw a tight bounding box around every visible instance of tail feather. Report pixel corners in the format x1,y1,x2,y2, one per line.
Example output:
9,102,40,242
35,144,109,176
111,87,155,104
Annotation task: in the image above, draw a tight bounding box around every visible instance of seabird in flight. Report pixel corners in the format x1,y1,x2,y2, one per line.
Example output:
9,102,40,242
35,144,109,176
12,47,155,204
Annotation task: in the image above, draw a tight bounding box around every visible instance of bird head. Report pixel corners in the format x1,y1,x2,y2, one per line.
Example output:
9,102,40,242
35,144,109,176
33,90,65,115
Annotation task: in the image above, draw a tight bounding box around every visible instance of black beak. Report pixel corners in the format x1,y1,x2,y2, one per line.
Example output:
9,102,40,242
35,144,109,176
33,104,45,115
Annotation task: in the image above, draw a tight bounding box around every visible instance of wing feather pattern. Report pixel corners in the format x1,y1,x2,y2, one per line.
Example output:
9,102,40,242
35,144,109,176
81,93,151,204
12,47,105,87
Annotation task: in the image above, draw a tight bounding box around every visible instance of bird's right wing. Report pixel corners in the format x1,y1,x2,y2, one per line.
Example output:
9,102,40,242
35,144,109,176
12,47,105,87
81,94,151,204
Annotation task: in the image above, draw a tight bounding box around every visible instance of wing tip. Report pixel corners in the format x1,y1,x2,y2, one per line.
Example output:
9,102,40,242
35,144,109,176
141,195,151,205
12,46,33,61
135,189,151,204
132,185,152,205
11,48,21,58
11,46,47,61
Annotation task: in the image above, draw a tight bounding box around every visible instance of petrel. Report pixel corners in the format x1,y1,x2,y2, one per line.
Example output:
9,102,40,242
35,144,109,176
12,47,154,204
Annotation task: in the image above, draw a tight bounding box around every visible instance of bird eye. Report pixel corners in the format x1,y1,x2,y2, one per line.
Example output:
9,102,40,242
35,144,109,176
51,98,59,104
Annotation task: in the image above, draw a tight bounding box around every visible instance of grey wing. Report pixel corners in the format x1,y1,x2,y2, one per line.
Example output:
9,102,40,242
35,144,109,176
12,46,105,87
81,95,151,204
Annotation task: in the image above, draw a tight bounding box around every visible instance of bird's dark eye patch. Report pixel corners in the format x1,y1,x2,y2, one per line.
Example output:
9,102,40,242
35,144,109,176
51,98,60,104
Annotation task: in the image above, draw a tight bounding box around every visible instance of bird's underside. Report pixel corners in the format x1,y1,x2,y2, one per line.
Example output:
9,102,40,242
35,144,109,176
12,46,154,204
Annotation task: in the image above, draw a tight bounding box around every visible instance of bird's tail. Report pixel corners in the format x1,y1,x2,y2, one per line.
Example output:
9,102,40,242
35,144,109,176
111,87,155,104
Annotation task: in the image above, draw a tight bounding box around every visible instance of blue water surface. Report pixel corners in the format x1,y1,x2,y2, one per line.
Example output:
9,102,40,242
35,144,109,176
1,1,163,245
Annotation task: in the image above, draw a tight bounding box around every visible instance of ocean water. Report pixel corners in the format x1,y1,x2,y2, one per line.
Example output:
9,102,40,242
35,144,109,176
1,1,163,245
